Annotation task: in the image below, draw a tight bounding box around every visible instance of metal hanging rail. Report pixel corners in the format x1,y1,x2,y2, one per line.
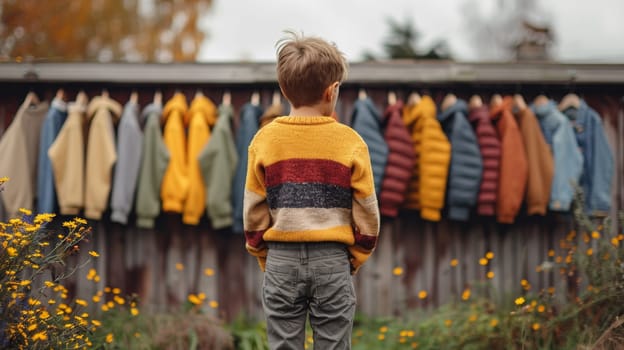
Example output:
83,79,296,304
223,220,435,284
1,61,624,84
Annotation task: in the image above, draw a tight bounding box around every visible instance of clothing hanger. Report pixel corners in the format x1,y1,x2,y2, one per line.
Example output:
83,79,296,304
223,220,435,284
24,91,40,107
222,90,231,107
407,92,421,105
153,90,163,106
250,91,260,106
441,93,457,111
195,89,204,98
272,90,281,106
513,94,527,111
101,89,109,99
558,93,581,111
387,91,397,106
358,88,367,101
489,94,503,108
130,91,139,104
533,94,549,106
469,95,483,109
55,88,65,102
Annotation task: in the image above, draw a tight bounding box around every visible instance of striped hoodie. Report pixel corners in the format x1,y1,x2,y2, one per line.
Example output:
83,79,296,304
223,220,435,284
243,116,380,274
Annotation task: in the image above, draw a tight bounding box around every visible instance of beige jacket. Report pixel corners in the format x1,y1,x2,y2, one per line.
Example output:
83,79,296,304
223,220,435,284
49,97,87,215
0,98,48,217
84,96,122,219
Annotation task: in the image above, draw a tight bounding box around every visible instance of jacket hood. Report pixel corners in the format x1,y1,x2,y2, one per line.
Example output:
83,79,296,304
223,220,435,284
187,94,217,126
87,95,123,121
162,92,188,123
531,100,558,120
489,96,514,121
403,95,436,126
353,97,381,124
438,99,468,122
141,103,163,123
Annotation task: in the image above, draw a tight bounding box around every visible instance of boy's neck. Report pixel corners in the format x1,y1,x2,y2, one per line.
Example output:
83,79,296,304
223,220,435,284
289,104,331,117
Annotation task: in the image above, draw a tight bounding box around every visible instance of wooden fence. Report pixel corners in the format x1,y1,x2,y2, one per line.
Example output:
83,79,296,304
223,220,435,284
1,62,623,321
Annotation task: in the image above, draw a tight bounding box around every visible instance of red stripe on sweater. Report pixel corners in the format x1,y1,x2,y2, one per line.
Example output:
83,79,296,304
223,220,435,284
245,230,266,249
265,159,351,188
354,229,377,251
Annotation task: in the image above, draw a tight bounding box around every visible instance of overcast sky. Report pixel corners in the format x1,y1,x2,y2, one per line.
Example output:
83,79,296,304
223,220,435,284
197,0,624,63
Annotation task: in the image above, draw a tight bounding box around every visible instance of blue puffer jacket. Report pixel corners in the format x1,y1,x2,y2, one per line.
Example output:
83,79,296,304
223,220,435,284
531,100,583,212
351,98,389,197
562,100,613,215
232,103,263,234
437,100,482,221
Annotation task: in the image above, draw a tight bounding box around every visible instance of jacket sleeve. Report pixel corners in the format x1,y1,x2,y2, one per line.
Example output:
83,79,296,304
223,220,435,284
111,105,143,224
348,143,380,274
161,112,189,213
446,114,482,221
135,113,170,228
243,145,271,271
200,123,238,230
84,110,118,220
550,118,583,211
182,114,210,225
497,114,528,224
419,118,451,221
588,114,613,215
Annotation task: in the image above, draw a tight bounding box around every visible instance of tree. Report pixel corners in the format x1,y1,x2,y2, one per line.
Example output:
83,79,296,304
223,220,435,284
363,17,451,61
0,0,212,62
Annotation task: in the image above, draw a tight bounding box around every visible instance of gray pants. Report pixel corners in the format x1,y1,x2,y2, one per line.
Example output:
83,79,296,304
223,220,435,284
263,242,356,350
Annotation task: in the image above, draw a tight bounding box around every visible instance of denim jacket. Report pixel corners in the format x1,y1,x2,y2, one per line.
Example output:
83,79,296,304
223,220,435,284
531,101,583,211
37,98,67,214
562,100,613,215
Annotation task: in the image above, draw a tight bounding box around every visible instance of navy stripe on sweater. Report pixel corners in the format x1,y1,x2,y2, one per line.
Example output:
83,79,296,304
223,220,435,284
267,183,352,209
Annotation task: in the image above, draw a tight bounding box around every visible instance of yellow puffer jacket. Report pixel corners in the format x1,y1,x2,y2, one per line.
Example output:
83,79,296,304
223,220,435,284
402,96,451,221
161,93,189,213
183,94,217,225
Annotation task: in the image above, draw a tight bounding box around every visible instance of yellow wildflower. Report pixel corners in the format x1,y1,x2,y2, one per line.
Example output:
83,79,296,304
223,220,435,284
188,294,202,305
537,305,545,313
377,334,385,340
75,299,88,307
392,267,403,276
418,290,427,299
490,319,499,327
478,258,488,266
112,287,121,295
209,300,219,308
19,208,32,216
32,331,47,341
450,259,458,267
515,297,525,305
74,217,87,225
532,323,541,331
175,263,184,271
39,311,50,319
591,231,600,239
131,307,139,316
27,323,37,331
444,319,453,327
114,296,125,305
461,289,471,301
611,238,620,247
88,251,99,258
6,247,17,257
468,314,477,322
204,268,215,276
485,251,494,260
379,326,388,333
586,248,593,256
487,271,495,279
105,333,114,343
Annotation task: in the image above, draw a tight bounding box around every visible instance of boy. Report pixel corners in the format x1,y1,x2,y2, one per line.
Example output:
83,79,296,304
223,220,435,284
243,31,380,350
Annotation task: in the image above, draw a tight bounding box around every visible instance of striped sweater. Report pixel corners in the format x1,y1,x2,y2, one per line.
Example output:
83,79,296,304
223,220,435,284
243,116,380,274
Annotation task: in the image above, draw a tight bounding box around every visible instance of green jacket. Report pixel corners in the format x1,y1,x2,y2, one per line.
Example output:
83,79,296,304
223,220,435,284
199,104,238,229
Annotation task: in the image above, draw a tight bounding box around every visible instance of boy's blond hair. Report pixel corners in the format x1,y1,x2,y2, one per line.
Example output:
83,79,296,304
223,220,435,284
276,31,348,108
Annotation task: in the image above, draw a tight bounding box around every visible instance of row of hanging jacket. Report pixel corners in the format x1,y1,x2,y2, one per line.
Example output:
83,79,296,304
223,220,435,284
0,88,614,231
352,90,614,224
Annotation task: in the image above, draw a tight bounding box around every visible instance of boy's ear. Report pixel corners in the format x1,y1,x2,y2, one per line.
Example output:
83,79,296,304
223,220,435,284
323,82,340,102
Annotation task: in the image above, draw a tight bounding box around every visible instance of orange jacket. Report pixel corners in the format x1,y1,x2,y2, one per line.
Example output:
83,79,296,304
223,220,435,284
183,94,217,225
402,96,451,221
490,97,528,223
161,93,189,213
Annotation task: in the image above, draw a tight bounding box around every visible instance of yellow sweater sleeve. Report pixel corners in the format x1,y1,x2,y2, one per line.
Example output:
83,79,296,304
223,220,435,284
348,143,380,274
243,146,271,271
